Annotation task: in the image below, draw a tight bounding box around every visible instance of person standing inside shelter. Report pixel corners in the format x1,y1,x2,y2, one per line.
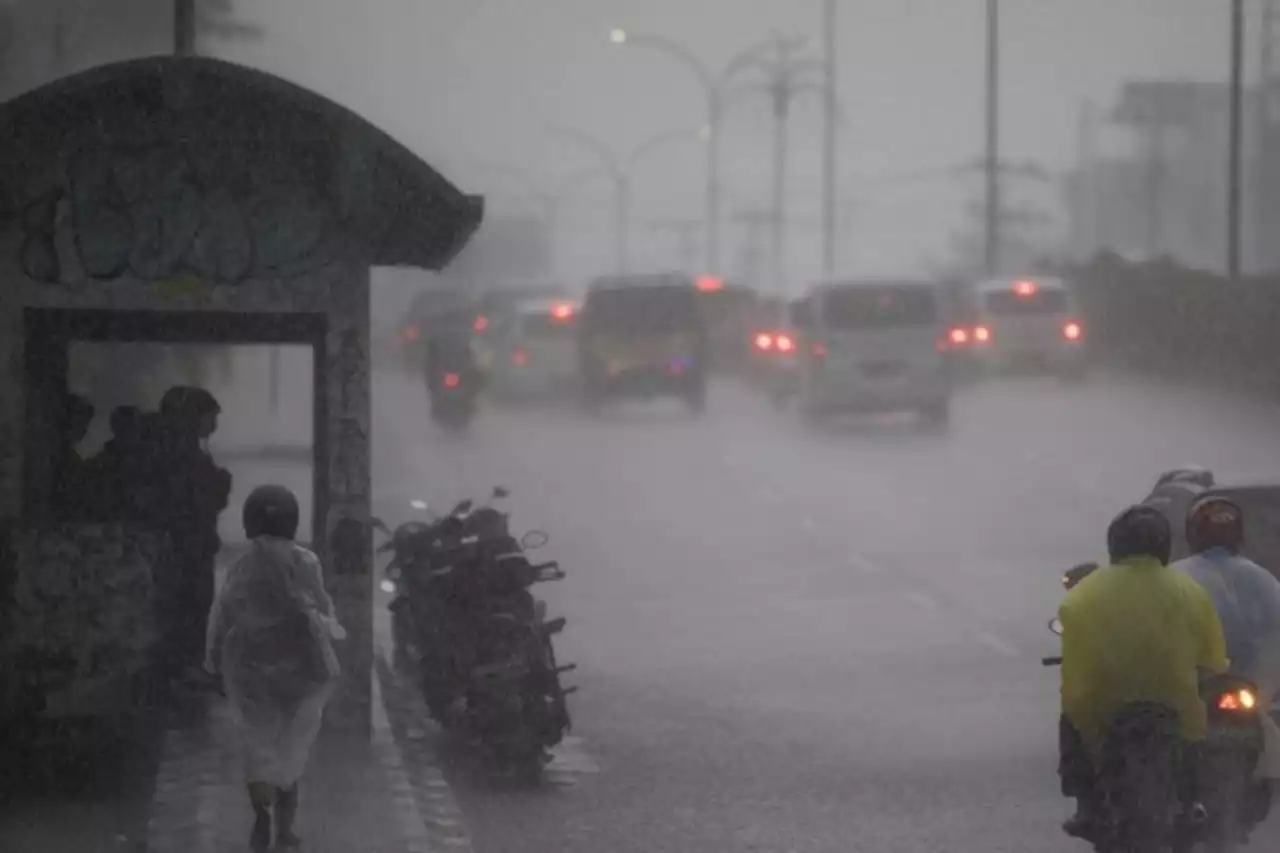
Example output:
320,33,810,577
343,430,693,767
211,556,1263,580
157,386,232,682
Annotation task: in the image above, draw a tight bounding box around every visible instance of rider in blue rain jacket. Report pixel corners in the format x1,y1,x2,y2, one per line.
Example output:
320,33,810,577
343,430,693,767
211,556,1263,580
1172,495,1280,693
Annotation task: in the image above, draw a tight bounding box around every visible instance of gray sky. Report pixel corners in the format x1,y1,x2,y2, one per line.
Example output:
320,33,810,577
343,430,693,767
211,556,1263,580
221,0,1242,281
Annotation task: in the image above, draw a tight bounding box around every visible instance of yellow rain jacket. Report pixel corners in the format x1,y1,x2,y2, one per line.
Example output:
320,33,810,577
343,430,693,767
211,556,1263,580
1059,555,1229,754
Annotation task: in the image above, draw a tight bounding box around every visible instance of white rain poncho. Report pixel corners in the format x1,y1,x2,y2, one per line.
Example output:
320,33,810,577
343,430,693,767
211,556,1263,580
1173,548,1280,779
205,537,346,787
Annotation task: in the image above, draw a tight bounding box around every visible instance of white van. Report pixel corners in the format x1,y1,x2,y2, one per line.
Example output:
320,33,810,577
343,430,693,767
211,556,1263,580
965,277,1086,378
794,280,951,425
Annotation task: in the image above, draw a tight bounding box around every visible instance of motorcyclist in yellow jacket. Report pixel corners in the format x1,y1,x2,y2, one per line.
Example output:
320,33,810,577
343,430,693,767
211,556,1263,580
1058,503,1229,838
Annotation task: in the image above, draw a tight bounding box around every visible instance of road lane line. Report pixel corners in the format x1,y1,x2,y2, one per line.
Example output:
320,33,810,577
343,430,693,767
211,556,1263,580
847,554,884,575
906,591,940,611
372,671,436,853
375,656,474,852
546,735,601,777
976,631,1020,657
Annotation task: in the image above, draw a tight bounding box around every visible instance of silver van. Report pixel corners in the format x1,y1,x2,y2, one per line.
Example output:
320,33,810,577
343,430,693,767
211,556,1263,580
794,279,951,426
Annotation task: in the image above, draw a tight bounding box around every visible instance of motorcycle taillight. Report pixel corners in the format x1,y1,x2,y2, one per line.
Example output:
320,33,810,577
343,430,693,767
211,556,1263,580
1216,688,1257,712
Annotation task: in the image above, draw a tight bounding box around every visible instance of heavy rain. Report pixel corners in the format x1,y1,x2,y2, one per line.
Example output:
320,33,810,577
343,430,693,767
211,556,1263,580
3,2,1280,853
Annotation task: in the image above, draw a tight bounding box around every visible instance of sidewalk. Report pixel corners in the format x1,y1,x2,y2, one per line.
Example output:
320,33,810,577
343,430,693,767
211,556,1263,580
145,657,468,853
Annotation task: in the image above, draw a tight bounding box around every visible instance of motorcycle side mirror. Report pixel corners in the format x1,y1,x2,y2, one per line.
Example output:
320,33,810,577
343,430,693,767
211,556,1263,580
368,516,392,536
521,529,549,550
451,499,473,516
1063,562,1099,590
493,485,510,500
1049,617,1063,636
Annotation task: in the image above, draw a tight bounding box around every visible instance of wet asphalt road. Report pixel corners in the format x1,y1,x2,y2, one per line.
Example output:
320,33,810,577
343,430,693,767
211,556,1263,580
372,370,1280,853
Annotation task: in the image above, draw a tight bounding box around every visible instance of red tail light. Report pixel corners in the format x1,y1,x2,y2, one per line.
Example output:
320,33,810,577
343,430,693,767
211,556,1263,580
443,372,461,389
400,324,421,344
776,334,796,353
754,332,775,351
473,315,489,333
1063,321,1083,341
1217,688,1257,711
948,327,969,346
973,325,991,344
511,348,528,365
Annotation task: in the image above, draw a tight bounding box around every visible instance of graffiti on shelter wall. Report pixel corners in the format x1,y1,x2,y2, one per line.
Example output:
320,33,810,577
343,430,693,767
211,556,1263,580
18,141,345,286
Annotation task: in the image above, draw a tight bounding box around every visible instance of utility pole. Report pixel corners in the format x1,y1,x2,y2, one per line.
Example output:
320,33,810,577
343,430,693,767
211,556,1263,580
752,35,825,296
1228,0,1245,280
1142,124,1165,259
733,208,773,292
822,0,838,274
650,218,703,271
1071,99,1098,260
983,0,1000,276
175,0,196,56
1256,0,1277,271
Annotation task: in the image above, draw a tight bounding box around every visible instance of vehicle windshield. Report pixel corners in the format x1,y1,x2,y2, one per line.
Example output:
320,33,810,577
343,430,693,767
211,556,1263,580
583,285,701,335
984,289,1071,316
822,285,938,330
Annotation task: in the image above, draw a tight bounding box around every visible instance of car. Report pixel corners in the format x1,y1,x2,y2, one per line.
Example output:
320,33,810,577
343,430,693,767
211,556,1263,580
792,279,952,427
957,276,1087,380
746,297,807,408
578,273,709,413
489,299,581,404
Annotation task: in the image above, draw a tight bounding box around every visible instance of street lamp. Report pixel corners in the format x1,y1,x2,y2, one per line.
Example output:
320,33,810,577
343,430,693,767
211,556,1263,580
546,124,707,274
725,34,828,296
609,28,777,274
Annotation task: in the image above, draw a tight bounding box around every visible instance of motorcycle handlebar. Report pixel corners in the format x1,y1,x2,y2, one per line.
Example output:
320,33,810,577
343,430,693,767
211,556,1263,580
1042,656,1062,667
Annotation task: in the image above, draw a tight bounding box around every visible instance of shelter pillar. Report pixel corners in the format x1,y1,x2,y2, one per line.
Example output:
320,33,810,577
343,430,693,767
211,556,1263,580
320,264,373,734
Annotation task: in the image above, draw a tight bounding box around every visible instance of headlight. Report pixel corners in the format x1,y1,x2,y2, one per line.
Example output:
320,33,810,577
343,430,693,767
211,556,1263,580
380,579,397,594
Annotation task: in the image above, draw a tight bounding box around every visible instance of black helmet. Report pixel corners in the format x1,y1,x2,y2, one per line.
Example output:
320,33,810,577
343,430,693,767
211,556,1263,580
243,484,300,540
1186,495,1244,555
1107,504,1172,565
109,405,143,440
160,386,221,420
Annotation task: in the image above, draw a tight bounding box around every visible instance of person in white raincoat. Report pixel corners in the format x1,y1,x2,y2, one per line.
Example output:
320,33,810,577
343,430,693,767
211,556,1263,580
1172,495,1280,781
204,485,346,850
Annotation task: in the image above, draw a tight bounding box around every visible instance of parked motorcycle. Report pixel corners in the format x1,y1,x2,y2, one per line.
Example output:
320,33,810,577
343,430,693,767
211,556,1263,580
376,487,575,775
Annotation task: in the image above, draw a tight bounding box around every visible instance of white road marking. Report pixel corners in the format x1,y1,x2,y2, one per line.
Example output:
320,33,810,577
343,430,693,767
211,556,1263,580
906,591,940,611
546,735,601,775
372,671,437,853
976,631,1020,657
847,554,884,575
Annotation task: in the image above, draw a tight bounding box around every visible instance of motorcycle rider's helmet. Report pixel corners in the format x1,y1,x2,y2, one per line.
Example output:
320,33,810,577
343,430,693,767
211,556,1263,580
1107,503,1173,566
1186,495,1245,555
243,484,300,540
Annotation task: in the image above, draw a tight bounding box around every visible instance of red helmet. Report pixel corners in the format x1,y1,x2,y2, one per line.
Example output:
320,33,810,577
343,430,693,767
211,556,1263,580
1186,496,1244,555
